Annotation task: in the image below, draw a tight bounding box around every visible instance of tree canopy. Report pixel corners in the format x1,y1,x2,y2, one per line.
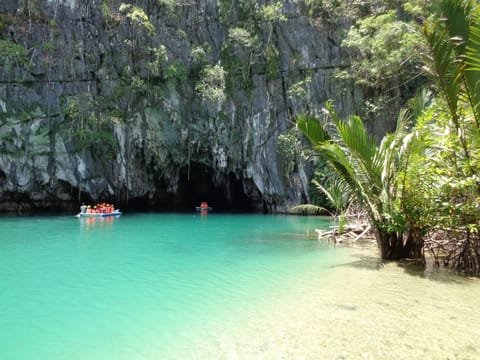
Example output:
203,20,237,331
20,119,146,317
298,0,480,275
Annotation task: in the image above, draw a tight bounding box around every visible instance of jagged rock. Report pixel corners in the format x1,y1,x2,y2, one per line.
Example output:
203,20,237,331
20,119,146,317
0,0,364,213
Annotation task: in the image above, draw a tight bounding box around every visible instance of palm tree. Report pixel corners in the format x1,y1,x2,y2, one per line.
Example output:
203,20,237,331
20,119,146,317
297,102,425,260
423,0,480,166
423,0,480,274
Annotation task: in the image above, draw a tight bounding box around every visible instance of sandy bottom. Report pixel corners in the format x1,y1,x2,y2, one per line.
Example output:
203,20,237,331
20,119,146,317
178,246,480,360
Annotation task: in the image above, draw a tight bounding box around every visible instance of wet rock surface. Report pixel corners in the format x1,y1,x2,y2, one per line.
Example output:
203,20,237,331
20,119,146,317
0,0,361,213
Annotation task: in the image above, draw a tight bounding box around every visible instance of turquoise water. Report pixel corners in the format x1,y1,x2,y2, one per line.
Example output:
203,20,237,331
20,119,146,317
0,214,334,359
1,213,479,359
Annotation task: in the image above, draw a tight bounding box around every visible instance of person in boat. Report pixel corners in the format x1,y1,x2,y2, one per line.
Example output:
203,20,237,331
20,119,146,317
200,202,209,209
81,203,117,215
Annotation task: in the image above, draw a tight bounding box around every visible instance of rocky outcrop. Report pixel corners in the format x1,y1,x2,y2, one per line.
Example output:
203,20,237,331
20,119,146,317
0,0,361,213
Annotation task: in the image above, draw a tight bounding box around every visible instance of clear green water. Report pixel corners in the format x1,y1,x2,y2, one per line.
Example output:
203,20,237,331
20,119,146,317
0,214,479,359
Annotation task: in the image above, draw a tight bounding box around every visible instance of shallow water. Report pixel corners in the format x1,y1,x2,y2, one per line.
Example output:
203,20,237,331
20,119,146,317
0,213,478,359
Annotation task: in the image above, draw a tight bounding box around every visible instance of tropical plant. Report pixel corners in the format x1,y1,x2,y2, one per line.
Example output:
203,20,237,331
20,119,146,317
61,94,118,159
228,27,259,49
291,173,352,236
190,44,209,66
119,2,155,58
420,0,480,274
0,40,29,69
195,62,227,104
297,102,425,261
277,131,301,176
337,7,426,122
146,45,168,78
119,3,155,35
164,61,189,82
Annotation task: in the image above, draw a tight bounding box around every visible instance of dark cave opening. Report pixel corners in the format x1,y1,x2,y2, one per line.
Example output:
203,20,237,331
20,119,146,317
172,162,259,213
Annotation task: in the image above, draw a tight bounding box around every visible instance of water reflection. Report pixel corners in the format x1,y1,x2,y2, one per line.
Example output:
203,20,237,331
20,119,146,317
79,216,116,232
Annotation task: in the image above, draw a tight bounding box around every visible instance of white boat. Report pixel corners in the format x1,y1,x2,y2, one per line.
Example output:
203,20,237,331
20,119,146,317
76,209,122,218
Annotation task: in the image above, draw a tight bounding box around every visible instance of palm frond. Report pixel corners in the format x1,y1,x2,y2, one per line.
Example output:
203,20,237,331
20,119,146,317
464,3,480,127
423,16,462,122
409,88,432,121
296,113,330,145
312,177,352,213
316,141,381,221
335,116,383,195
440,0,472,55
426,0,480,158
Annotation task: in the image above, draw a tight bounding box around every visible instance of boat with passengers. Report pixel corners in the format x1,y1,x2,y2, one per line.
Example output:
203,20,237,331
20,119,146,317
196,202,212,212
77,203,122,218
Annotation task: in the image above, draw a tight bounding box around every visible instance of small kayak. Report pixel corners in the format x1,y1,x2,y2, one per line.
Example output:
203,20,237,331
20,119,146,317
76,210,122,218
196,207,212,212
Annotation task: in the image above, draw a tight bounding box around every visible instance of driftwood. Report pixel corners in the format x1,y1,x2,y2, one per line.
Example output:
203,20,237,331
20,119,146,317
315,223,373,243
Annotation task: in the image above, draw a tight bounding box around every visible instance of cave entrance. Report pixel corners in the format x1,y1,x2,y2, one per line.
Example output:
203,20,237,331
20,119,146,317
174,162,256,212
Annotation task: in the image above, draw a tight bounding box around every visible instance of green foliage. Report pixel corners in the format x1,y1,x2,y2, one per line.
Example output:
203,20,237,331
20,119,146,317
42,41,55,52
218,0,284,37
0,14,17,33
129,75,145,91
277,131,301,175
101,1,121,24
287,76,312,112
403,0,430,20
0,40,29,68
288,77,312,100
220,42,251,94
228,27,260,49
119,3,155,35
335,1,429,123
61,95,119,159
222,26,259,93
164,60,189,82
157,0,175,9
146,45,168,78
217,0,286,94
297,0,480,272
305,0,428,23
424,0,480,134
290,204,329,215
298,105,381,220
297,102,425,260
0,40,32,76
218,0,235,26
101,2,111,18
191,44,209,65
261,2,286,22
312,174,353,216
195,63,227,104
416,0,480,274
339,10,424,90
305,0,342,20
265,44,281,81
402,97,480,273
18,0,42,19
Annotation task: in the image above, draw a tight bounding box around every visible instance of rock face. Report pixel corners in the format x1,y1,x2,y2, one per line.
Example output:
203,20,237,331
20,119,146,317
0,0,361,213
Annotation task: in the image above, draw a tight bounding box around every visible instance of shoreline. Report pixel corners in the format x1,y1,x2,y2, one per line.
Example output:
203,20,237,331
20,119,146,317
179,246,480,359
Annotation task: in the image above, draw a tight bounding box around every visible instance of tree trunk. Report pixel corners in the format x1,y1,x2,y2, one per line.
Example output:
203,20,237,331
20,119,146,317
375,226,425,262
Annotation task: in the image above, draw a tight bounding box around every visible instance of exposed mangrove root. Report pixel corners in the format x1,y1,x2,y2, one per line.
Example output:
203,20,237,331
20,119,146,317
315,223,374,244
425,228,480,276
316,221,480,276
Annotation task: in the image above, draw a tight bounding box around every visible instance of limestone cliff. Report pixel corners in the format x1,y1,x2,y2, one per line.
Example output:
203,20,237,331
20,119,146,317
0,0,361,212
